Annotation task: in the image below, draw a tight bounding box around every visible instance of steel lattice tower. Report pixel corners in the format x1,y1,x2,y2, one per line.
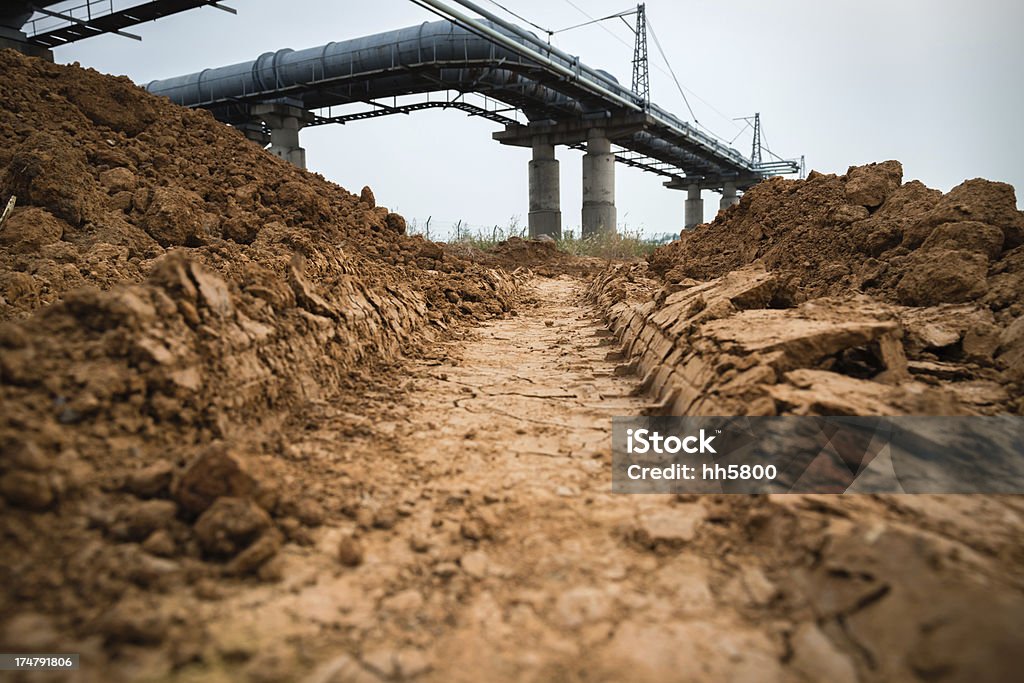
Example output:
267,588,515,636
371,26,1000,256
631,4,649,107
751,112,762,166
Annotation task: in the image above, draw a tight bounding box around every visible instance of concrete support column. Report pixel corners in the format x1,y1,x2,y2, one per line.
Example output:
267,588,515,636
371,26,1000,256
720,182,739,211
528,141,561,239
251,103,313,169
265,115,306,168
684,184,704,230
581,130,616,237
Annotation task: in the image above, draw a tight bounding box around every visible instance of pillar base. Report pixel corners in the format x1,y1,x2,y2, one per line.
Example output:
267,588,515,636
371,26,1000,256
719,182,739,211
582,205,616,237
250,103,314,170
273,147,307,168
529,210,562,239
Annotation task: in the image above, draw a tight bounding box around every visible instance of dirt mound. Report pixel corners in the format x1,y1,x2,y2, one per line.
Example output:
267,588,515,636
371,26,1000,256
0,49,510,324
0,46,520,650
649,161,1024,321
643,162,1023,406
488,236,566,265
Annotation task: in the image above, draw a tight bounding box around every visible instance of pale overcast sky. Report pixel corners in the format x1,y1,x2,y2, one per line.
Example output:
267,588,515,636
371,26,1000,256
51,0,1024,239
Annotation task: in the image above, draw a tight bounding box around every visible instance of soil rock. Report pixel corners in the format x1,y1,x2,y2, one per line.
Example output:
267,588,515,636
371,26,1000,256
910,178,1024,250
0,470,54,510
845,160,903,208
384,212,407,234
107,499,179,542
359,186,375,208
97,597,169,645
227,527,283,575
124,461,175,498
920,220,1004,259
171,446,270,516
895,249,989,306
337,534,364,567
99,167,137,193
632,505,705,551
193,496,273,558
140,187,213,247
0,207,65,253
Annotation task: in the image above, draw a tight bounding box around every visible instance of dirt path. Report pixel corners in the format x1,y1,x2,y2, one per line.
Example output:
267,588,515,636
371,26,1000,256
358,276,784,683
166,275,774,683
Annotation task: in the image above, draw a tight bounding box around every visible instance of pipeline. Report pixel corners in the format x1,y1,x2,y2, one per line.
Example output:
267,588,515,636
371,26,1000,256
146,19,754,174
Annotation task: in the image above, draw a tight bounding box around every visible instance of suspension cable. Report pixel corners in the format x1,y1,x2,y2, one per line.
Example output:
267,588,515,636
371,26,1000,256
758,122,788,162
557,0,742,136
551,9,636,36
483,0,555,38
645,17,697,123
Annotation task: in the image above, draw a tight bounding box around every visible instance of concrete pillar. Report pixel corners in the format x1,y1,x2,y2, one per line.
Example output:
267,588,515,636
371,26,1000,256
528,141,561,239
251,103,313,169
581,130,616,237
720,182,739,211
266,115,306,168
684,184,704,230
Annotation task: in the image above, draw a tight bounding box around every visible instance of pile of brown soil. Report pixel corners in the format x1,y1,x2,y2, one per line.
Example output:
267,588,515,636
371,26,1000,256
640,162,1023,408
0,50,509,324
649,162,1024,321
0,47,520,639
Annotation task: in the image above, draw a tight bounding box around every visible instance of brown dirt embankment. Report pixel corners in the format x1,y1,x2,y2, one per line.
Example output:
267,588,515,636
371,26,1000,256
607,161,1024,417
0,46,520,647
649,161,1024,315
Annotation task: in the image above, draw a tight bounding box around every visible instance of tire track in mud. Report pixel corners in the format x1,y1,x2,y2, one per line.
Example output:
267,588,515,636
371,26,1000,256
403,274,649,487
286,276,785,682
363,274,781,681
168,275,761,683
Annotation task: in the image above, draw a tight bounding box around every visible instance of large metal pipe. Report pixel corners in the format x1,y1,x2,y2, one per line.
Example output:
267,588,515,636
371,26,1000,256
148,20,580,117
412,0,643,113
630,132,726,176
146,16,753,172
440,0,622,90
444,0,752,165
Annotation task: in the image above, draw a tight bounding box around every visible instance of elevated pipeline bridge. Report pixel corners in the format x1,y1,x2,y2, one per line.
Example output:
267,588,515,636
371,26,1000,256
8,0,802,236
